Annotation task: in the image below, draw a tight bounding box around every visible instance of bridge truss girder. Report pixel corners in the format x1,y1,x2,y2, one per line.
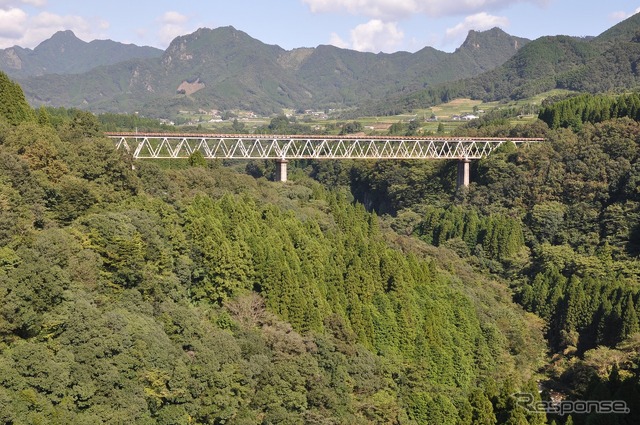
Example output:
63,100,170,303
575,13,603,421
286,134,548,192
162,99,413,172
108,134,543,161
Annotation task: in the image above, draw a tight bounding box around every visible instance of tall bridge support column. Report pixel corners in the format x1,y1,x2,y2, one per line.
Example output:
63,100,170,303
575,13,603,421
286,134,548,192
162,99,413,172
456,159,471,188
275,159,288,182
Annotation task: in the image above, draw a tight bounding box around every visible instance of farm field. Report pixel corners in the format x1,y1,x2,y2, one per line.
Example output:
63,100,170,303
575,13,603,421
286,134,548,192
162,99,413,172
163,90,576,136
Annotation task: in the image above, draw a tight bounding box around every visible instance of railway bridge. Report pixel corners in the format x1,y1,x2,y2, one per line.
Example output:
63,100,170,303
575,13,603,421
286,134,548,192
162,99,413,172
107,133,544,188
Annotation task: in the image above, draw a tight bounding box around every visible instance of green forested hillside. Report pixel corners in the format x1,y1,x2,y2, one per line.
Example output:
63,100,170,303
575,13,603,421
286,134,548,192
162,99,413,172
358,35,601,116
333,104,640,424
0,72,552,424
4,69,640,424
538,92,640,130
0,72,35,125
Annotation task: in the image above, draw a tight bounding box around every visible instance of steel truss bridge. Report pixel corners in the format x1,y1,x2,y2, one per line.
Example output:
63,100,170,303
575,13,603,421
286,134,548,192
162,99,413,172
106,132,544,186
107,132,542,161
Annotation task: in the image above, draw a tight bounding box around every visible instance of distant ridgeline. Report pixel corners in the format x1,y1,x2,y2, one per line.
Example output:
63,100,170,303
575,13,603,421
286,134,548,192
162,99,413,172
357,12,640,117
7,26,531,117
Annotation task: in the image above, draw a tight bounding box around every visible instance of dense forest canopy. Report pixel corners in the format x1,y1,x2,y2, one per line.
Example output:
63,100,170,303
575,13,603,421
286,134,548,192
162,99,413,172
344,107,640,425
271,93,640,423
2,70,640,425
0,71,553,424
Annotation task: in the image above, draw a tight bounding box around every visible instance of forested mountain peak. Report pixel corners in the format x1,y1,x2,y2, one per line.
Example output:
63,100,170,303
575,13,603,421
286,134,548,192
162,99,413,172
434,26,532,84
0,30,163,79
458,27,526,52
595,11,640,43
33,30,84,52
162,26,285,68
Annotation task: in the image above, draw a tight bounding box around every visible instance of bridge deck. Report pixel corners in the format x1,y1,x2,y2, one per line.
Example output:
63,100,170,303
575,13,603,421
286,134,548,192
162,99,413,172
106,132,543,160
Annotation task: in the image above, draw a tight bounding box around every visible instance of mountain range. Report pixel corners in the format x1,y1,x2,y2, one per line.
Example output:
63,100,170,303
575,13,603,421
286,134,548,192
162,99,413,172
2,26,528,117
358,12,640,116
2,12,639,119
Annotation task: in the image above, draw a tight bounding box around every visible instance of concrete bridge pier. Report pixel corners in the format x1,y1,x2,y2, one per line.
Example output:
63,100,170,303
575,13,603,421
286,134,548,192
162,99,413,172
456,159,471,188
275,159,288,182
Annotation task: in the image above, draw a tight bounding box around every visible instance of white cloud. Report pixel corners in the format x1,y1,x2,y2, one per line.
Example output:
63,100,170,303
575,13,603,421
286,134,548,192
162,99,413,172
22,0,46,6
303,0,547,20
609,7,640,21
306,0,540,52
0,0,47,8
350,19,404,52
157,11,190,46
329,32,349,48
161,11,188,26
0,0,109,48
305,0,421,20
0,7,105,48
609,11,627,20
445,12,509,41
329,19,404,52
0,7,28,39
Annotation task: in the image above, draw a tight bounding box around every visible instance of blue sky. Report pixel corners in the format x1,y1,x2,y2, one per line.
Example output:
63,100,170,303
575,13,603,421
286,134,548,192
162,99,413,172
0,0,638,53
